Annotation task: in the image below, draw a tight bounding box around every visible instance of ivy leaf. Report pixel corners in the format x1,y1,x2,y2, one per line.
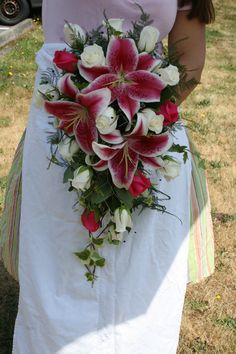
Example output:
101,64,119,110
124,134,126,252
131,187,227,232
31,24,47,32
92,237,104,246
85,272,95,282
95,258,105,267
90,251,106,267
74,249,91,265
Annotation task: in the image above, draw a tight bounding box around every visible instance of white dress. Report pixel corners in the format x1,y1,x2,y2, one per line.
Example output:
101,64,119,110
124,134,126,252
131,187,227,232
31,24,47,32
12,2,192,353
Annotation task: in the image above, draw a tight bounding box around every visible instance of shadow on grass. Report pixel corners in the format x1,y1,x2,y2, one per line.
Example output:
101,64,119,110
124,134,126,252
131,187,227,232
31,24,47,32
0,262,19,354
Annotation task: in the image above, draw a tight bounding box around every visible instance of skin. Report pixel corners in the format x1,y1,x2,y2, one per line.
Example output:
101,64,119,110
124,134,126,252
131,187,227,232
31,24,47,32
168,10,206,104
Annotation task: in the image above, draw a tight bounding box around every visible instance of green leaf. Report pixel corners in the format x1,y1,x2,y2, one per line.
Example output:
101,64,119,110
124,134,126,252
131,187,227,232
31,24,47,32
74,249,90,261
90,251,102,262
95,258,105,267
114,188,134,209
63,166,74,183
85,272,95,282
90,183,113,204
92,237,104,246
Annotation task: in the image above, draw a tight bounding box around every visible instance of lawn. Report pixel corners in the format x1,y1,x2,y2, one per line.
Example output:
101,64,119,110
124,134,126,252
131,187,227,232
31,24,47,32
0,1,235,353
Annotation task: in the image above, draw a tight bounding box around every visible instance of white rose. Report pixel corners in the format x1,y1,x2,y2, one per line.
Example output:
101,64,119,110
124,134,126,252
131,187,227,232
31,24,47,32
149,114,164,134
102,18,124,32
70,166,92,191
64,22,86,45
139,109,163,134
138,26,160,53
159,159,181,181
34,84,59,108
113,208,133,233
155,64,180,86
58,137,80,162
80,44,105,68
96,107,117,134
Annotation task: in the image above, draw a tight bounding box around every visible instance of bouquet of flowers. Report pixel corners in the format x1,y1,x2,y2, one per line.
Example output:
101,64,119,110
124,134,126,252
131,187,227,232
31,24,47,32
36,8,190,285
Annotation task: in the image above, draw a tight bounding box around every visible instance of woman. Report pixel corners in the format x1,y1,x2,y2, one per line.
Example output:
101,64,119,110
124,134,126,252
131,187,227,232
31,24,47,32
12,1,215,353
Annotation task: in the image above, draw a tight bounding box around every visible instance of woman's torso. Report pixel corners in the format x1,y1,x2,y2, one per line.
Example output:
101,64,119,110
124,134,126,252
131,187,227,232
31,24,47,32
42,0,180,43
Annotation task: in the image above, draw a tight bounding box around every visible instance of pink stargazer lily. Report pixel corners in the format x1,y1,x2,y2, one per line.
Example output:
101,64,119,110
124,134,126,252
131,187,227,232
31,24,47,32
44,74,111,155
92,115,172,189
79,37,165,122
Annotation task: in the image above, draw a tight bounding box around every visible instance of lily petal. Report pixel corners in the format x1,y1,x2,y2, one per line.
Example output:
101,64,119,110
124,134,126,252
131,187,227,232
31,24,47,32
139,156,164,169
126,112,149,137
129,132,172,157
100,130,124,144
82,73,117,98
77,88,111,120
44,101,83,121
78,63,109,82
126,70,165,102
74,117,98,155
107,37,139,74
137,53,160,71
108,147,139,189
117,92,140,122
85,155,108,171
92,141,125,161
57,73,78,99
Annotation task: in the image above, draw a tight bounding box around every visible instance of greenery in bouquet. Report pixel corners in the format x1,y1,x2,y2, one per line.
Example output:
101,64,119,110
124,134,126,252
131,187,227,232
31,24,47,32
35,6,191,285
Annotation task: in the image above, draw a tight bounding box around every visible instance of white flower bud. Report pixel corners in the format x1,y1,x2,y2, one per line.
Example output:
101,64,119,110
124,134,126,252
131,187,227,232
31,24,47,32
70,166,92,191
102,18,124,32
96,107,117,134
107,225,124,242
64,23,86,45
80,44,105,68
113,208,133,233
138,26,160,53
58,137,80,162
34,84,59,108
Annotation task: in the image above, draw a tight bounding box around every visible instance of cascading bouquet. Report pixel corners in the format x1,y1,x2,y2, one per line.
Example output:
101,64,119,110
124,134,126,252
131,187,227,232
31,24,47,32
35,8,190,285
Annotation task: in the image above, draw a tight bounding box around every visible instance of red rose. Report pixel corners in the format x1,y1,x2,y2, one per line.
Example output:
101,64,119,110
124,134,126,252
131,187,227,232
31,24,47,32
53,49,78,73
128,170,151,197
81,209,100,233
160,101,179,126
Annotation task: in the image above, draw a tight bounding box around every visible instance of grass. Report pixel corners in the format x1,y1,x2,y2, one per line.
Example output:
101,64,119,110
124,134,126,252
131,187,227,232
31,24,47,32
0,1,236,353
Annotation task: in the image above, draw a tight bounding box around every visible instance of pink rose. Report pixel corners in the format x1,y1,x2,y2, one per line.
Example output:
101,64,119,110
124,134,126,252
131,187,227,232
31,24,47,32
159,101,179,126
53,49,78,73
81,209,100,233
128,171,151,197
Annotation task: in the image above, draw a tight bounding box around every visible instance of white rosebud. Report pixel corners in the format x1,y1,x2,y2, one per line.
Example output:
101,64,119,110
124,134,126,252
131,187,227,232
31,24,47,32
64,22,86,45
159,159,181,181
96,107,117,134
58,137,80,162
102,18,124,32
155,64,180,86
107,225,124,242
113,208,133,233
80,44,105,68
34,84,59,108
70,166,92,191
138,26,160,53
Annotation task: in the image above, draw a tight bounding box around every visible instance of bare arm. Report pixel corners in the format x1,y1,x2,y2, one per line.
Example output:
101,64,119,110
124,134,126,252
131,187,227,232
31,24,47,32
168,11,206,104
